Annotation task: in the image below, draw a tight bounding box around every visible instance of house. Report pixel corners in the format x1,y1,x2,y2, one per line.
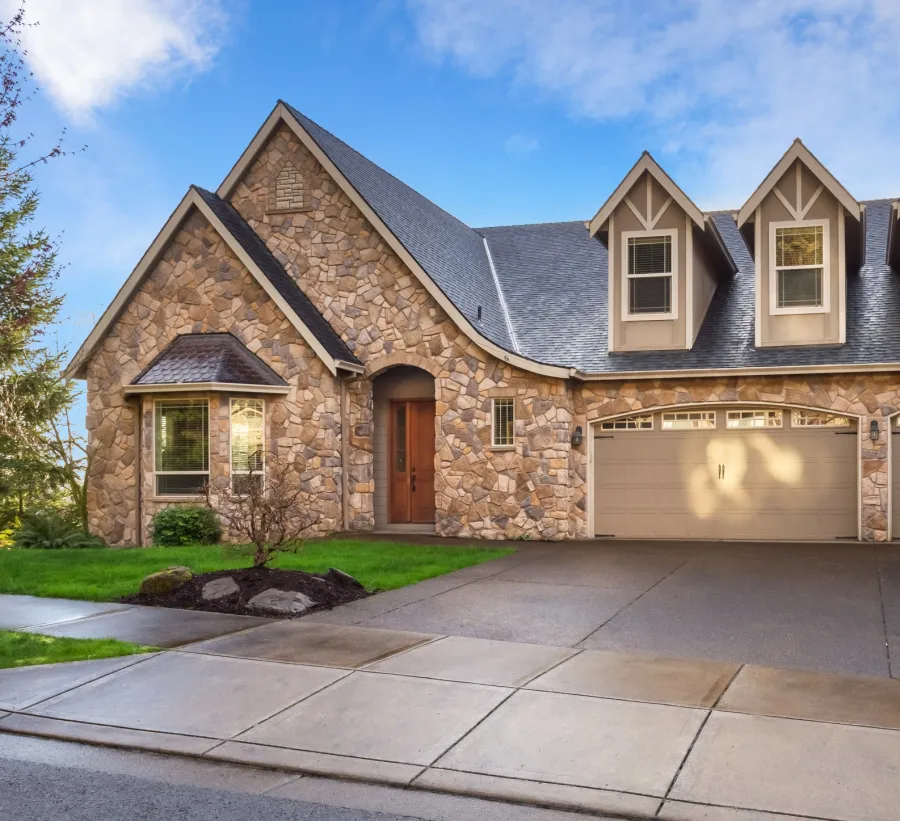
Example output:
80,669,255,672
66,101,900,546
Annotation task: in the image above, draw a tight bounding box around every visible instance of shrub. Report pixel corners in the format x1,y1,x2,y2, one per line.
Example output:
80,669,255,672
151,505,221,547
12,513,105,550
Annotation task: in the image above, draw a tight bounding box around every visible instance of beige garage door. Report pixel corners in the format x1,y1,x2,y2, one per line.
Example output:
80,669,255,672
593,407,858,540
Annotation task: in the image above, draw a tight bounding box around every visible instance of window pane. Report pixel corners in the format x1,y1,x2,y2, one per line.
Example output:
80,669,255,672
600,415,653,430
156,474,207,495
629,275,671,314
493,398,515,447
791,411,850,427
628,235,672,275
155,401,209,472
394,404,406,473
661,411,716,430
778,268,822,308
231,399,264,473
726,410,782,429
776,225,823,267
232,474,263,496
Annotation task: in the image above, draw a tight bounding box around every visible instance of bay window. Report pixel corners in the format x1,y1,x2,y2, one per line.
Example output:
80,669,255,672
154,400,209,496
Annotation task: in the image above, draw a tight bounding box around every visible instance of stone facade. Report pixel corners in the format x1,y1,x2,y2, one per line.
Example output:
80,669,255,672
83,119,900,545
270,162,308,213
574,374,900,542
85,210,341,545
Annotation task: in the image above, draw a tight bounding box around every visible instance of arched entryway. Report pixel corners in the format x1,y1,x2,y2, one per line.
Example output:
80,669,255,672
373,365,436,532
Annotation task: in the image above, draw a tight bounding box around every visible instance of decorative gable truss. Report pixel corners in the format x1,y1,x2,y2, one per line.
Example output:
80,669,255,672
736,139,863,347
588,152,737,353
64,186,363,380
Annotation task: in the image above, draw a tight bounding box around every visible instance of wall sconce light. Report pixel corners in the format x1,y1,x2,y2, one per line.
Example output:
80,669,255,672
870,419,880,442
571,425,584,447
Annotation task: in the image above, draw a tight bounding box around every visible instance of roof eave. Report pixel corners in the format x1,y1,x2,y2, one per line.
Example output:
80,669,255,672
124,382,291,395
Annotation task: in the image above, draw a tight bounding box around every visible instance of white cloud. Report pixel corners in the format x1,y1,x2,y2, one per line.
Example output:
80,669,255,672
504,132,540,156
13,0,228,118
406,0,900,207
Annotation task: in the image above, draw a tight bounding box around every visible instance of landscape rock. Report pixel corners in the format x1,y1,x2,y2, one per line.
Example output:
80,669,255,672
139,566,192,596
326,567,365,590
247,588,317,616
201,577,240,601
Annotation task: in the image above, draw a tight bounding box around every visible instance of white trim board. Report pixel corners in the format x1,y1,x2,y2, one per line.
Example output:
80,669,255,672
737,139,861,227
124,382,290,395
63,187,352,380
589,152,706,236
216,101,571,380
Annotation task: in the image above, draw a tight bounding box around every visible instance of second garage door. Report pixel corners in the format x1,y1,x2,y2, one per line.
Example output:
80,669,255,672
593,407,858,540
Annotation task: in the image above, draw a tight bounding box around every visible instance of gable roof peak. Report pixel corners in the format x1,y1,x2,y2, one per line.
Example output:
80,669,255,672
588,151,706,236
737,139,861,226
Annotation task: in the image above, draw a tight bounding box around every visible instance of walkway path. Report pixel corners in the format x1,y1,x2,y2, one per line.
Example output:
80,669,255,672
2,614,900,821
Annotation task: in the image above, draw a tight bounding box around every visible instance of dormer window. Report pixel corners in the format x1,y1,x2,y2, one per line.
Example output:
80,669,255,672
771,221,829,313
623,230,677,320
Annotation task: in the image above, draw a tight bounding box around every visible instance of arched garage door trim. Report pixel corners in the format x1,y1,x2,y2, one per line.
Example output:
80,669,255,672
884,408,900,541
587,401,862,541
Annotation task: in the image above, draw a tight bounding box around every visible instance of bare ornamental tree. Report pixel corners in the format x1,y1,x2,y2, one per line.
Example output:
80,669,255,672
205,450,319,569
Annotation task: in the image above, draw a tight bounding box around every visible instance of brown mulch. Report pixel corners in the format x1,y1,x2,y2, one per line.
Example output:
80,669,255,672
121,567,369,616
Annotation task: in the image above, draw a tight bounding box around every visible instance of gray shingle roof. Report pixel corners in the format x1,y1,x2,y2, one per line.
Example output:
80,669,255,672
194,186,360,367
132,333,288,387
282,102,516,355
284,102,900,375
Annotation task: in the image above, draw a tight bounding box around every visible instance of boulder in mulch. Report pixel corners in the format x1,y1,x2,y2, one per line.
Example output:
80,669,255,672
139,566,192,596
201,577,239,601
326,567,364,590
247,588,317,616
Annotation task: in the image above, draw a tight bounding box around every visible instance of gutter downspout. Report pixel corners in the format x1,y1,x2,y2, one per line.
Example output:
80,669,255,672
131,395,143,547
340,375,351,532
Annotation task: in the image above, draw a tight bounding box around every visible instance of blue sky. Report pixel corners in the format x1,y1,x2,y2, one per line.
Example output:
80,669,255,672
15,0,900,364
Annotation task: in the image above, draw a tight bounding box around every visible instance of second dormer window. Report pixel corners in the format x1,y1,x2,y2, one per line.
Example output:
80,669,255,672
772,222,827,312
625,231,676,318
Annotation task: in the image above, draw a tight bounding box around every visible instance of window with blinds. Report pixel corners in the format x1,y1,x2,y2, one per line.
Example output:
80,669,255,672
774,224,825,309
627,234,673,316
231,398,265,495
154,400,209,495
492,398,515,447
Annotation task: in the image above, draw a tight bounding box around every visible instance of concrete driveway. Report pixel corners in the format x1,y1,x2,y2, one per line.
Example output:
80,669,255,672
305,540,900,678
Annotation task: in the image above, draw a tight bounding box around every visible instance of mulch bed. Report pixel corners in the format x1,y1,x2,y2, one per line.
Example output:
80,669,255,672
122,567,369,617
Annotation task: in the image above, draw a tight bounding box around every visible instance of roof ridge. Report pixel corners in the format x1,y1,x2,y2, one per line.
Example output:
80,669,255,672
477,220,588,231
281,101,480,237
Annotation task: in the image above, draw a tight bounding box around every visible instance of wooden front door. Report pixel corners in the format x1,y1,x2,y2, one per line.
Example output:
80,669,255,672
389,400,435,523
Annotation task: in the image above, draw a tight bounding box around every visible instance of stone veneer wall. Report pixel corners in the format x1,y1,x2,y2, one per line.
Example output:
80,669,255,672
84,118,900,545
574,373,900,542
227,124,575,540
85,210,341,545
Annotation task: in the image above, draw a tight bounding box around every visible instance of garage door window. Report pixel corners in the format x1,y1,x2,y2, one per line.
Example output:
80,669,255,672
791,410,850,427
726,410,782,429
600,415,653,431
661,411,716,430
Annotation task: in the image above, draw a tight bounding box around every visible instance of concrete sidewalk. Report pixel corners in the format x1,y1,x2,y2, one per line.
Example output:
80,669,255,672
2,619,900,820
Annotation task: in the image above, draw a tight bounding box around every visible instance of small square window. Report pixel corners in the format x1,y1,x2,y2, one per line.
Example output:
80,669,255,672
791,410,850,428
600,415,653,430
492,398,515,448
661,411,716,430
726,410,782,429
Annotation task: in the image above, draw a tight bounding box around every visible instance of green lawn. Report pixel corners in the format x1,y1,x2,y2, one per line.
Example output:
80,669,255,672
0,630,156,669
0,540,513,602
